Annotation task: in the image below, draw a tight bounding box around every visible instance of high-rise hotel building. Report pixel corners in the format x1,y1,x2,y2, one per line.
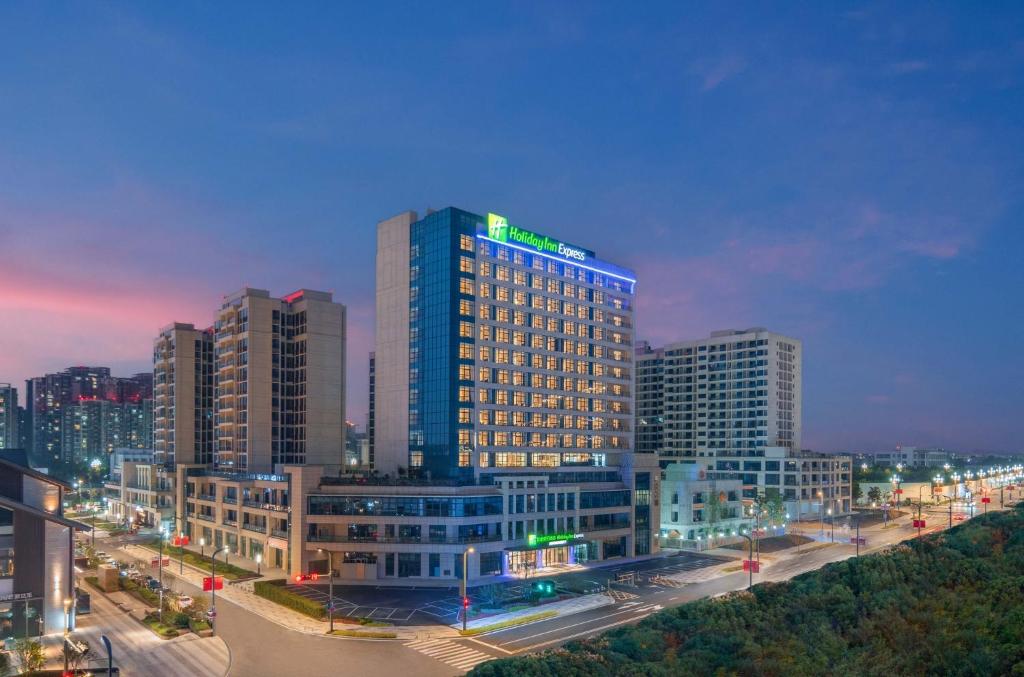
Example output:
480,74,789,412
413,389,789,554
153,323,215,467
360,207,657,580
213,288,346,472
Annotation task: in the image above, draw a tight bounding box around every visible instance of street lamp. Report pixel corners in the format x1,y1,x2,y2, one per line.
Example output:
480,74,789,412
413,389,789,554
179,531,186,575
317,549,335,632
738,529,755,590
255,553,262,576
827,508,834,542
200,537,205,558
63,597,73,673
211,546,227,636
461,546,475,632
158,529,168,623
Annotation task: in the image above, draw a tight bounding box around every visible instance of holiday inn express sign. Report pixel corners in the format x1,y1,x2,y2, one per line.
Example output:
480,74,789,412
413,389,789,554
486,213,590,263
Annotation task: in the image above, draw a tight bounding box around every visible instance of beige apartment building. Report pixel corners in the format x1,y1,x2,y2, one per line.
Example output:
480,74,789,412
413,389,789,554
214,288,346,472
154,322,215,467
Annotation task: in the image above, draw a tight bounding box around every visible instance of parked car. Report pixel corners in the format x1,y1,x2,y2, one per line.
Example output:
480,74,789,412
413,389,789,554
147,578,161,591
94,551,108,559
175,595,194,610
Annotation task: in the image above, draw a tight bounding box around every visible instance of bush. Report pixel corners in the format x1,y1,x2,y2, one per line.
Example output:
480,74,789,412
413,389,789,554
254,580,326,620
171,612,191,629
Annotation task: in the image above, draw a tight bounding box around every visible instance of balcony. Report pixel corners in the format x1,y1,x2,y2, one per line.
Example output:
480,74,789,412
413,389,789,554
222,496,238,505
271,528,289,539
222,519,238,527
242,523,267,534
196,514,215,523
306,532,503,545
197,493,217,502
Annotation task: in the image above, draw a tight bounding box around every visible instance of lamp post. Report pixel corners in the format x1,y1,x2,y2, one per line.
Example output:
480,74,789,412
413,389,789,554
256,553,262,576
827,508,834,542
63,597,73,673
317,548,335,632
817,490,824,535
461,546,475,632
200,537,205,559
178,531,186,575
211,546,226,636
739,531,754,590
157,529,169,623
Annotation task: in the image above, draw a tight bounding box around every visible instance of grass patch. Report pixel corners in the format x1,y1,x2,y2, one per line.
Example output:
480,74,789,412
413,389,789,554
189,618,211,633
139,539,253,580
459,610,557,636
254,579,326,620
122,578,161,607
328,629,398,639
722,534,814,553
142,612,180,639
357,618,392,627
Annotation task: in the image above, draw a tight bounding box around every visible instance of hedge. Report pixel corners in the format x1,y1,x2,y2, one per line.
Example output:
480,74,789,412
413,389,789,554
254,579,326,620
459,610,558,636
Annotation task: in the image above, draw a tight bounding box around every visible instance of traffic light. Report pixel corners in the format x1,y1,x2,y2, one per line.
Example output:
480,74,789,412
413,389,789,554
293,572,320,583
532,580,555,595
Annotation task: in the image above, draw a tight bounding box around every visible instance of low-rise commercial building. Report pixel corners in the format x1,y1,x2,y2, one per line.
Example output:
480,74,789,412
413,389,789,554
0,451,87,639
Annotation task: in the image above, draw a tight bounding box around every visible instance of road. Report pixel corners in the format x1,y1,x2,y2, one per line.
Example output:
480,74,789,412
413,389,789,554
82,502,1011,675
96,544,497,676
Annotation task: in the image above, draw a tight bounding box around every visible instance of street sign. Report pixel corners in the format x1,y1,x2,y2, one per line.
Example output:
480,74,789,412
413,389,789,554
325,601,336,612
982,497,991,504
202,576,224,591
850,537,866,545
894,489,903,495
150,557,170,568
207,608,217,619
172,535,191,547
741,560,760,573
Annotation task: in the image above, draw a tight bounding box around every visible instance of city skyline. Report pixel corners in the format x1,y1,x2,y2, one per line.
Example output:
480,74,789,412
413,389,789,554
2,3,1022,454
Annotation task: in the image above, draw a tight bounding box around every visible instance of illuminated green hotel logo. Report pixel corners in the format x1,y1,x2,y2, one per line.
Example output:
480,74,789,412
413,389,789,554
487,213,588,262
527,532,585,547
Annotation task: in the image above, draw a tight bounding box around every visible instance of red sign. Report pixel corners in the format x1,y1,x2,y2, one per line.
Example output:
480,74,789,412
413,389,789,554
850,537,866,545
894,489,903,495
293,572,319,583
913,519,927,528
981,497,991,504
933,486,944,494
172,535,191,547
741,560,761,573
463,596,470,609
150,557,170,568
202,576,224,591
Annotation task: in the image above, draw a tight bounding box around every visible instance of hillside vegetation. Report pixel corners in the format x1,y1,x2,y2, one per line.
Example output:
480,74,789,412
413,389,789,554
471,507,1024,676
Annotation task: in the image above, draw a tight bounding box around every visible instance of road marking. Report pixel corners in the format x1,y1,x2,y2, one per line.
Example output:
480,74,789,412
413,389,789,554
466,637,516,655
517,613,658,652
493,605,655,644
406,639,495,673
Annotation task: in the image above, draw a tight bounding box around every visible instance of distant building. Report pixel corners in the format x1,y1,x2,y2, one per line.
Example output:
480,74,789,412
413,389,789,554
367,352,376,469
0,384,17,449
660,462,747,546
875,446,956,469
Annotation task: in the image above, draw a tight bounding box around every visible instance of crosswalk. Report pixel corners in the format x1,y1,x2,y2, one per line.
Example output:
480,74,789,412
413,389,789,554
406,638,496,673
649,576,687,588
605,588,640,601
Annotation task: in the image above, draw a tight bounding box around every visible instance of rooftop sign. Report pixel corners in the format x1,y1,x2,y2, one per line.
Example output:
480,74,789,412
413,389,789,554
527,532,584,547
487,213,590,263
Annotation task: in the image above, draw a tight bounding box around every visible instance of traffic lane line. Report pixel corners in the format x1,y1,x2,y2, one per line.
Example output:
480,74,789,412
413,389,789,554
514,612,658,652
483,605,664,649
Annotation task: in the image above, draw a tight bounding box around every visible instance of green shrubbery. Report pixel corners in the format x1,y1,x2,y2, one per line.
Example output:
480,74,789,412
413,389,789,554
254,579,326,620
471,506,1024,676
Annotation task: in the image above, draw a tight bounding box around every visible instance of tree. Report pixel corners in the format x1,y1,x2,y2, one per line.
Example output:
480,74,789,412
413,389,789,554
13,638,45,676
63,639,95,675
867,486,882,503
0,650,11,677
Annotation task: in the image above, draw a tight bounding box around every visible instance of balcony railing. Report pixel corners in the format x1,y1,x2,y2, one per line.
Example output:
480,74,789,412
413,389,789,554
222,496,237,504
197,493,217,501
242,523,267,534
195,514,215,523
271,528,289,539
306,532,503,545
222,519,238,527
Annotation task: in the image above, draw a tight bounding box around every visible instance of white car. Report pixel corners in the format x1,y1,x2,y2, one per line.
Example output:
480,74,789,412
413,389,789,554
175,595,194,610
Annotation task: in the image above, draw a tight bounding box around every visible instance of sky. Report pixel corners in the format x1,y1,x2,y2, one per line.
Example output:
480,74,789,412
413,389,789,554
1,2,1022,454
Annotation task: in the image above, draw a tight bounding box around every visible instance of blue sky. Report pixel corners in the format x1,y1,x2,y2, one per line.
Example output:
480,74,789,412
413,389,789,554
1,2,1021,452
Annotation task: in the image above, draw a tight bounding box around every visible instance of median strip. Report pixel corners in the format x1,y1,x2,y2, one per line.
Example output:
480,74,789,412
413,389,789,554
459,610,557,636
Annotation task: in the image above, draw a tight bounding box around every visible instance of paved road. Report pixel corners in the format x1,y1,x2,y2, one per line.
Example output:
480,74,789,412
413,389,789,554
97,543,501,676
71,582,229,675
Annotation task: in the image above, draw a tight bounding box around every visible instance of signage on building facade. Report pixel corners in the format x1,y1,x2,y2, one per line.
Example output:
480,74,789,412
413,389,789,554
527,532,584,547
487,213,589,262
0,592,33,602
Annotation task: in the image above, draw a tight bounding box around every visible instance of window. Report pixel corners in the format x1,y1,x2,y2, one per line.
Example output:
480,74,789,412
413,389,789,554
459,234,474,251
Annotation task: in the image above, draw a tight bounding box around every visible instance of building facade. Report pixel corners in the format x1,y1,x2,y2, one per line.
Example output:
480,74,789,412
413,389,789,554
365,207,657,581
0,451,86,639
0,384,17,450
213,288,346,472
154,323,215,467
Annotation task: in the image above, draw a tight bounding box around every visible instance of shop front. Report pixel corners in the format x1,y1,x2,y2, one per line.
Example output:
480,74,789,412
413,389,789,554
504,532,594,575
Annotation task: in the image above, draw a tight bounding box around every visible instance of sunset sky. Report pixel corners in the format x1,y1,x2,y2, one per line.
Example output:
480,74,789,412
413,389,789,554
1,3,1021,453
